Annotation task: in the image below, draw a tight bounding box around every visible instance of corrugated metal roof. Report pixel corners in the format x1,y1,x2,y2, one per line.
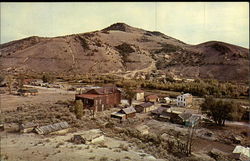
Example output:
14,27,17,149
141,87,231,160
122,106,136,114
137,102,154,108
35,122,70,135
179,112,192,121
146,95,158,99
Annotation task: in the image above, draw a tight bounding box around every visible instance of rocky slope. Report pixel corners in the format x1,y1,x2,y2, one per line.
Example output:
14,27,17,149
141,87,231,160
0,23,249,81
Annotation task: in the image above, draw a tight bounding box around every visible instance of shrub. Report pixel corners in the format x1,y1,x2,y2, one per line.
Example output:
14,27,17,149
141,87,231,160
99,157,108,161
74,100,84,119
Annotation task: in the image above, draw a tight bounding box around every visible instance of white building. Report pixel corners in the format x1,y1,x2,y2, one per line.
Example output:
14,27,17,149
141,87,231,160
177,93,193,107
134,89,144,101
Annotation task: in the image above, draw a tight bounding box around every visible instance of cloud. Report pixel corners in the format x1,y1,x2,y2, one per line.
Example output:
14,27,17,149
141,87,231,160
0,2,249,48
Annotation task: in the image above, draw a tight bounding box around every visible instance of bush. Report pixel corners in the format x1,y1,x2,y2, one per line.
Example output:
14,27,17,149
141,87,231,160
99,157,108,161
74,100,84,119
42,73,55,83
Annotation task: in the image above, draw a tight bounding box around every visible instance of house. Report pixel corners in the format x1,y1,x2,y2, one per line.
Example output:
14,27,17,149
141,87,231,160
158,110,182,122
133,89,144,100
145,95,159,102
111,106,136,120
19,122,38,133
17,88,38,96
135,102,156,113
151,105,170,116
35,122,70,135
75,85,121,112
176,93,193,107
159,97,171,104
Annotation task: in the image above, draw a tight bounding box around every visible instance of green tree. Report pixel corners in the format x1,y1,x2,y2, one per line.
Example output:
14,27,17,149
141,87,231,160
74,100,84,119
201,96,233,126
123,81,138,105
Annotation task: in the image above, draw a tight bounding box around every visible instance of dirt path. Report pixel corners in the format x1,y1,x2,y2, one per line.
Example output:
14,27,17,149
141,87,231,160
122,60,156,79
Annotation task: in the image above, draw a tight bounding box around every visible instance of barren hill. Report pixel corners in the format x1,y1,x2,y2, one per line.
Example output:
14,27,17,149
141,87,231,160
0,23,249,81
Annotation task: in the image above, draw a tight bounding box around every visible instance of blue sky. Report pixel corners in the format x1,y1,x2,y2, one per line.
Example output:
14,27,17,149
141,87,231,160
1,2,249,48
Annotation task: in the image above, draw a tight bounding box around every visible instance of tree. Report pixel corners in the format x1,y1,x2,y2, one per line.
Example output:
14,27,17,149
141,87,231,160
74,100,84,119
123,81,138,105
17,73,25,88
201,96,233,126
42,73,55,83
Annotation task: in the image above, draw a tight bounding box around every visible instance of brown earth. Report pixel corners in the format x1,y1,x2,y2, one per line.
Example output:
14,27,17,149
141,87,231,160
0,23,249,81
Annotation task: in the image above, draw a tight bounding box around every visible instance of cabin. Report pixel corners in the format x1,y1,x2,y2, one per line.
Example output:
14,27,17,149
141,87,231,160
19,122,38,133
133,89,144,100
151,105,170,116
135,102,156,113
145,95,159,102
17,88,38,96
75,85,121,112
111,106,136,121
158,110,182,122
35,122,70,135
176,93,193,107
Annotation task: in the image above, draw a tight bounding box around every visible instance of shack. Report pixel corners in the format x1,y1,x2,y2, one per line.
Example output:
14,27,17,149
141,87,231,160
145,95,159,102
35,122,70,135
111,106,136,120
133,89,144,100
135,102,156,113
19,122,38,133
17,88,38,96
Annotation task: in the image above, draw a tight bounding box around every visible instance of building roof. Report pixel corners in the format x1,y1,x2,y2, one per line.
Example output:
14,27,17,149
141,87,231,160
134,89,144,93
151,106,167,115
164,97,171,100
19,122,38,129
178,93,192,98
76,94,102,99
18,88,38,93
179,112,192,121
146,95,159,99
87,86,120,95
122,106,136,114
35,122,70,135
137,102,154,108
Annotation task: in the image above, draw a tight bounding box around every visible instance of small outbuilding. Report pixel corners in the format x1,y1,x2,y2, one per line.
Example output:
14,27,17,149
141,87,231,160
145,95,159,103
111,106,136,120
35,121,70,135
135,102,156,113
133,89,144,101
19,122,38,133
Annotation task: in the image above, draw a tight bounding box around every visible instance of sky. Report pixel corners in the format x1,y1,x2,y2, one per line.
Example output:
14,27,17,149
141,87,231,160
1,2,249,48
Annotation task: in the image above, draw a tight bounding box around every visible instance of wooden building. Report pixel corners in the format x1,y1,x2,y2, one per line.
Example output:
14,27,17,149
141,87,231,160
135,102,156,113
145,95,159,103
75,85,121,112
19,122,38,133
133,89,144,100
111,106,136,121
35,122,70,135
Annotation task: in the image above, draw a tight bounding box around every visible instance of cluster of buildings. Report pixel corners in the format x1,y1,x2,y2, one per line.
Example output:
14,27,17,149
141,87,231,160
74,84,196,126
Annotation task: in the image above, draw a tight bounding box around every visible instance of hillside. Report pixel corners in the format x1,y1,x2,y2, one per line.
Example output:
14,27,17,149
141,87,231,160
0,23,249,81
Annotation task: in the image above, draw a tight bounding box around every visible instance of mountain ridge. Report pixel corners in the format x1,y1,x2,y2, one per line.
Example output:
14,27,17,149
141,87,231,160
0,23,248,81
